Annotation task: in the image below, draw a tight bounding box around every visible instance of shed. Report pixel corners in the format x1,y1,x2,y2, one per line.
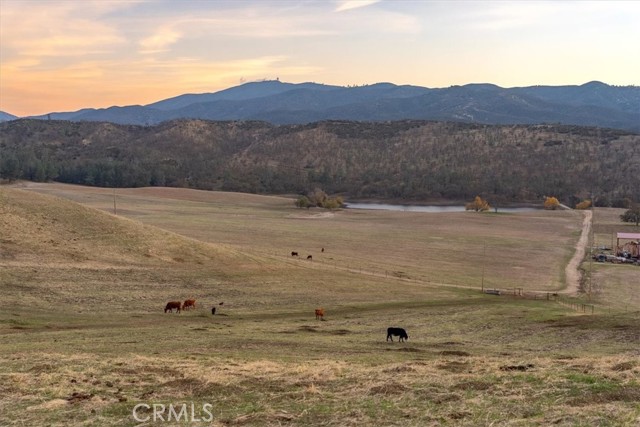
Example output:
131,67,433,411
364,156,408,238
616,232,640,258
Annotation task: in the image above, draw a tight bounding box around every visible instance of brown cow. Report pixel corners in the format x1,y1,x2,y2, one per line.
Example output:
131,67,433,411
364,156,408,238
183,299,196,310
315,308,325,320
165,301,181,313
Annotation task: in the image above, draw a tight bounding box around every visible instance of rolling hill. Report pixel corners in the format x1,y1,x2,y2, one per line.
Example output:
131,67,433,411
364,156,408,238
1,119,639,205
1,183,639,427
0,187,242,268
23,80,640,131
0,111,18,122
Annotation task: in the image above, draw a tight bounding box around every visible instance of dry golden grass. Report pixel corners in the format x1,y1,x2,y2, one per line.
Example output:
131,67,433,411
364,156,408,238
13,182,585,293
1,183,639,426
584,207,640,310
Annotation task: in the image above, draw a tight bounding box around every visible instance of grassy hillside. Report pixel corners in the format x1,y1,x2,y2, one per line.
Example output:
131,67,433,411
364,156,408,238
13,182,587,294
0,184,638,426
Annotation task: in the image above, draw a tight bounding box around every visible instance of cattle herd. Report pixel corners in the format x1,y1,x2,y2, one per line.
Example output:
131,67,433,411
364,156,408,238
162,247,409,342
165,301,408,341
164,299,196,313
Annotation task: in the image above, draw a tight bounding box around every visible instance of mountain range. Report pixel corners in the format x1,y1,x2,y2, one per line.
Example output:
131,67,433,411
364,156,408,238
1,80,639,131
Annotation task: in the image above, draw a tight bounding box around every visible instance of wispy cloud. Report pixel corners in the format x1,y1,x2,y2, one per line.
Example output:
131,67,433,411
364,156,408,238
335,0,381,13
139,25,183,54
125,55,322,89
0,1,131,58
1,0,638,116
1,53,321,115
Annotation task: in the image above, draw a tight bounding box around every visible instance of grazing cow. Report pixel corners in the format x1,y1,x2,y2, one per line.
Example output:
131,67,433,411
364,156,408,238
386,327,408,342
183,299,196,310
307,255,313,260
321,247,325,252
315,308,325,320
291,251,299,257
164,301,182,313
211,307,216,315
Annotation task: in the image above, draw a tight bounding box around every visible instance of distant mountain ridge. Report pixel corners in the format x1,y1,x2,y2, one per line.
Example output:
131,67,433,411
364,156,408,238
13,80,640,131
0,111,18,122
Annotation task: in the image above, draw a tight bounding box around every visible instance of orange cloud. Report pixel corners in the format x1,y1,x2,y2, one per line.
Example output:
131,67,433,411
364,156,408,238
1,55,321,116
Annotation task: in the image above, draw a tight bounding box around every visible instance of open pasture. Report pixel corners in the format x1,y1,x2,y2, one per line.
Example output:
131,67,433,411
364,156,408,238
587,207,640,310
16,182,587,293
1,183,638,426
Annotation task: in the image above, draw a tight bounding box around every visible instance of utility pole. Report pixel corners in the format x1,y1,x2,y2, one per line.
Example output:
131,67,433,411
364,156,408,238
588,195,594,301
587,234,594,301
481,241,486,292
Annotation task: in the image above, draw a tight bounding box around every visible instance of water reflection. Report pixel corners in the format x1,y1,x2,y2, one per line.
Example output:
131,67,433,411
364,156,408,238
345,203,538,213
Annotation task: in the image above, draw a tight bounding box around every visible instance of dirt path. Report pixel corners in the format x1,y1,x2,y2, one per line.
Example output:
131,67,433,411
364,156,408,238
563,210,592,295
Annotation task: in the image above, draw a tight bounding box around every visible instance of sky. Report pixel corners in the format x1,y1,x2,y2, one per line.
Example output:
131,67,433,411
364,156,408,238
1,0,639,117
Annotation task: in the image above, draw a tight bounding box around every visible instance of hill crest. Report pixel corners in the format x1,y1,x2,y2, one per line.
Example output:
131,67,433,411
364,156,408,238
17,80,640,132
0,187,239,267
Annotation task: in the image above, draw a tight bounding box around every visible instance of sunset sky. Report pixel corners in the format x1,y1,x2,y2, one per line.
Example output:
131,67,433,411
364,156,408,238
1,0,639,117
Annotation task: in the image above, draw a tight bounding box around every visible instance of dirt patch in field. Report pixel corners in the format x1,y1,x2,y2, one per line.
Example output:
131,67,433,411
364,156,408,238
440,350,471,357
437,361,471,373
452,380,493,391
417,389,461,403
67,392,94,404
27,399,68,411
368,382,409,395
225,410,298,425
382,364,418,374
237,378,289,393
396,347,422,353
611,361,636,371
116,365,182,378
500,364,535,372
145,377,230,399
287,212,335,220
293,325,351,335
568,386,640,406
434,341,465,346
449,411,472,420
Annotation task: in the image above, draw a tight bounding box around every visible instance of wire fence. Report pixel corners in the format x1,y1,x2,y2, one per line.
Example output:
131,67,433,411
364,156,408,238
266,250,638,316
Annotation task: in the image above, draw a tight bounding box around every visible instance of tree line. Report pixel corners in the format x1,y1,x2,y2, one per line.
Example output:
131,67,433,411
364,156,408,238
1,119,639,207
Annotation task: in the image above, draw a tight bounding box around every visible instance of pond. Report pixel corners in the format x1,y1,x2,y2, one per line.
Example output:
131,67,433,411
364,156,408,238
344,203,539,213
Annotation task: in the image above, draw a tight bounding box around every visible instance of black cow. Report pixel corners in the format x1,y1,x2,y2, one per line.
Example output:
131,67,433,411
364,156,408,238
307,255,312,260
386,327,408,342
164,301,182,313
291,251,299,257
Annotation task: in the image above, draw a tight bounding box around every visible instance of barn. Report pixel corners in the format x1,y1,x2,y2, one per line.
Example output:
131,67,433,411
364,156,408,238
616,232,640,259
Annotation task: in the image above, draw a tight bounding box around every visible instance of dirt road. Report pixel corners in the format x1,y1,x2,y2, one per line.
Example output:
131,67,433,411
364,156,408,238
563,210,592,295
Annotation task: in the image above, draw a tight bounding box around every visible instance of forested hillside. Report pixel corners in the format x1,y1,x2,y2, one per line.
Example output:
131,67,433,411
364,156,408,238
1,119,639,206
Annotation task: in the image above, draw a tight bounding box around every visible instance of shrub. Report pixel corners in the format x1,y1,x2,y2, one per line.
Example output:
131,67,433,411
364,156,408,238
576,200,591,210
544,197,560,210
465,196,491,212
